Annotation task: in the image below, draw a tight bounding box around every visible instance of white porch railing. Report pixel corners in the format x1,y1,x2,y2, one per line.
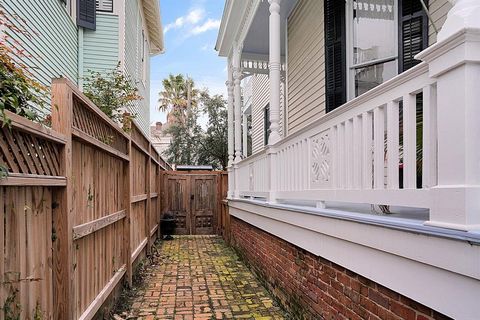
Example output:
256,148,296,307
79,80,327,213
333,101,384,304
237,151,269,198
229,0,480,231
236,62,436,210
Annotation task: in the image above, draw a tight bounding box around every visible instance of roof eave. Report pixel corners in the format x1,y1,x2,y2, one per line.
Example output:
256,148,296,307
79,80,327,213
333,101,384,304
215,0,233,56
143,0,165,55
215,0,260,58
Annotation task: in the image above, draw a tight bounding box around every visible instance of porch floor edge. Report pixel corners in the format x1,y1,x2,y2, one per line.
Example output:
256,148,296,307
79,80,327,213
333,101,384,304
228,198,480,245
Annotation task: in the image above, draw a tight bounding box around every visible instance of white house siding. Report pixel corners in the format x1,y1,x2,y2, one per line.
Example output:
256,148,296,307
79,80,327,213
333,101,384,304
83,14,119,76
428,0,452,44
125,0,151,136
1,0,78,110
250,74,285,154
286,0,325,135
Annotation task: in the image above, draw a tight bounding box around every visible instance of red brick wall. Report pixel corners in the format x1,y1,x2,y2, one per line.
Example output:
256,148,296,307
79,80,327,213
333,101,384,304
230,217,451,320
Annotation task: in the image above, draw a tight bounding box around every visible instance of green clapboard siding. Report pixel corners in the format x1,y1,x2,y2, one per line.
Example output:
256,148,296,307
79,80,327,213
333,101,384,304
125,0,151,136
2,0,78,90
83,13,119,76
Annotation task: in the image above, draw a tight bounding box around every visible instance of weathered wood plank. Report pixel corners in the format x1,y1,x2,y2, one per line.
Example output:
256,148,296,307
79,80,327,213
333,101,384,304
51,78,75,320
131,139,150,157
0,174,67,186
77,265,126,320
124,140,132,286
73,210,126,241
131,238,147,263
72,128,129,161
4,110,67,144
131,194,148,203
150,225,158,237
146,143,152,254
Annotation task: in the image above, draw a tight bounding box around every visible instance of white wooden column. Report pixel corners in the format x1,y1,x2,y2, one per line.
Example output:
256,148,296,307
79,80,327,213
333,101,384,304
267,0,282,145
233,43,243,162
242,112,248,157
417,0,480,231
226,59,235,199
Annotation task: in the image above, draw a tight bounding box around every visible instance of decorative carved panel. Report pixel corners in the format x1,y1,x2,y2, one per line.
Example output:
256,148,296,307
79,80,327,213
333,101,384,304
310,130,331,188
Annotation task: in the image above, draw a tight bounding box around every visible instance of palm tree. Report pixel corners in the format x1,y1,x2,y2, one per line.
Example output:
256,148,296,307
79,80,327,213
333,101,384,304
158,74,199,121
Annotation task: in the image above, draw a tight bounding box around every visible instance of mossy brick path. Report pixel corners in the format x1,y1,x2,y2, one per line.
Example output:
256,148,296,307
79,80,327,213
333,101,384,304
127,235,287,320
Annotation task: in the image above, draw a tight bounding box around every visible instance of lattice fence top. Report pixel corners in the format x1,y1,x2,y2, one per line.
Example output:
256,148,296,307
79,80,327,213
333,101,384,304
0,112,65,176
72,96,129,155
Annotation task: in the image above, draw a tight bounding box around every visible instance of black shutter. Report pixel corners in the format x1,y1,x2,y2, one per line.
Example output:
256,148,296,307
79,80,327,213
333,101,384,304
264,104,271,146
399,0,428,72
325,0,346,113
77,0,96,30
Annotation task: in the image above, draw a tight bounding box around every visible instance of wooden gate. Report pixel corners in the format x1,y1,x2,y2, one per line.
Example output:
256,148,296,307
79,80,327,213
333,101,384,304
161,172,222,235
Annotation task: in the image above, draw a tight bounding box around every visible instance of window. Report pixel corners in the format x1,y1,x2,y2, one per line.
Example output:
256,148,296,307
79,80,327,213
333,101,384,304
324,0,428,109
264,104,271,146
96,0,113,13
346,0,398,99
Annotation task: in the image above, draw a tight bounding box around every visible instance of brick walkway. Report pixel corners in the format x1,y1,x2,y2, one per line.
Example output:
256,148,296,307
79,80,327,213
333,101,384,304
127,236,287,320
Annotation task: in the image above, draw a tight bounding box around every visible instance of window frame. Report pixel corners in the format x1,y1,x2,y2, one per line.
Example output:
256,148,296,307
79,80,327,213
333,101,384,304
345,0,399,100
60,0,75,20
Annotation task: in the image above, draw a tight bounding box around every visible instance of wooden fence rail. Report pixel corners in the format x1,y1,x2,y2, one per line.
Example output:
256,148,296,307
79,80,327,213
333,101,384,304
0,78,171,320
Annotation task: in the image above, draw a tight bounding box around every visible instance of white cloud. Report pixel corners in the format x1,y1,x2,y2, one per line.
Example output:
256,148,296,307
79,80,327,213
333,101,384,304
164,8,205,33
190,19,221,35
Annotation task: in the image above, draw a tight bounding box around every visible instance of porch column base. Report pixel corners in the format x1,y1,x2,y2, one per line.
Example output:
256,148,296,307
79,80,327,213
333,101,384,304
266,146,278,204
233,163,240,199
227,166,235,199
424,185,480,231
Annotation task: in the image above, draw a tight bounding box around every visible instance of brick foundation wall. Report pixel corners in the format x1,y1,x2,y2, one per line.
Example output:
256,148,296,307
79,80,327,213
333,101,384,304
230,216,451,320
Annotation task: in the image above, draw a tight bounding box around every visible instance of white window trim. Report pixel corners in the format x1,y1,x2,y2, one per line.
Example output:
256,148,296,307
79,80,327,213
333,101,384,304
345,0,399,101
61,0,76,24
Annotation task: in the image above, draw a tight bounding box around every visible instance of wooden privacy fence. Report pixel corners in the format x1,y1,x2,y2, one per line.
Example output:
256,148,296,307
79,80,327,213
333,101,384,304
0,78,170,320
216,173,230,242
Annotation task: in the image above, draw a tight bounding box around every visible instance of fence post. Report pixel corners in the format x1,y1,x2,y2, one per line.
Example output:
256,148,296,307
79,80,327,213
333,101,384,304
146,143,152,255
157,167,163,239
51,78,74,319
124,121,133,286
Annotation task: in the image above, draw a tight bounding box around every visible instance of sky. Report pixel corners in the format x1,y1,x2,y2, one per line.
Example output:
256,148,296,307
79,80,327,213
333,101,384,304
149,0,227,125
